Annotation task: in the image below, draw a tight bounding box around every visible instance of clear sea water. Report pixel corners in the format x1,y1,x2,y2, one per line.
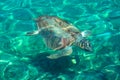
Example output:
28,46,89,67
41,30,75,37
0,0,120,80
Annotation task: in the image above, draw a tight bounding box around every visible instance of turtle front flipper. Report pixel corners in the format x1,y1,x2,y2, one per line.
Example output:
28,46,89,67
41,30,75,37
26,30,40,36
47,46,73,59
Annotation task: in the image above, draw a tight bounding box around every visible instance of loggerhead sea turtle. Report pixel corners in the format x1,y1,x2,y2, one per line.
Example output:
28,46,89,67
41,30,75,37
26,16,92,59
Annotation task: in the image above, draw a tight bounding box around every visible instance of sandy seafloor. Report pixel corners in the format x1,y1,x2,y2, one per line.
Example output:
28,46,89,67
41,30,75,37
0,0,120,80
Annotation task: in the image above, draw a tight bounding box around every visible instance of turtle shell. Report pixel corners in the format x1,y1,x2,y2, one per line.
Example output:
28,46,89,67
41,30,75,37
36,16,80,37
36,16,69,29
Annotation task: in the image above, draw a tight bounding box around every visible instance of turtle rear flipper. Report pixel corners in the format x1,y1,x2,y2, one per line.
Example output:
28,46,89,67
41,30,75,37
47,46,73,59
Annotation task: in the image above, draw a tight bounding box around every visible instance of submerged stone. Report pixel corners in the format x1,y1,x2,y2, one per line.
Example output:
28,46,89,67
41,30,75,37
74,70,106,80
102,65,120,80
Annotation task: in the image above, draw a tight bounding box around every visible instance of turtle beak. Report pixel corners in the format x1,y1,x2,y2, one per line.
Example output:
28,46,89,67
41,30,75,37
79,38,92,52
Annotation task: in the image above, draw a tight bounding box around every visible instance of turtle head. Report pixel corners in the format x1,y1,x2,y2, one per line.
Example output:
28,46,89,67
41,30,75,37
76,38,92,51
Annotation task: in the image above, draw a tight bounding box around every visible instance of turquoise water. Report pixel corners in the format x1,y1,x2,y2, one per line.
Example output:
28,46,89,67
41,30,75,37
0,0,120,80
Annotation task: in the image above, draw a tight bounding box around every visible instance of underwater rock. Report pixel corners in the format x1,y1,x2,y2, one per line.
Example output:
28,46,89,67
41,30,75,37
107,10,120,30
3,61,29,80
1,0,31,10
0,32,51,58
14,20,35,32
0,35,12,53
12,9,33,20
31,52,78,75
109,34,120,51
64,0,102,4
0,52,18,63
0,53,29,80
0,59,38,80
26,65,39,80
73,70,106,80
112,0,120,7
11,35,48,57
102,65,120,80
0,11,8,22
56,74,73,80
108,10,120,19
0,52,17,79
0,32,48,57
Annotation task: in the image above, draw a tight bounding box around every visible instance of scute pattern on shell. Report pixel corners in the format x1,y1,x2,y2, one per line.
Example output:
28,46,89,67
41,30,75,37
36,16,69,29
36,16,81,39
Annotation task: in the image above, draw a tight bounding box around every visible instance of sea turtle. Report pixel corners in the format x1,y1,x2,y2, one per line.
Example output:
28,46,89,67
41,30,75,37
26,16,92,59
